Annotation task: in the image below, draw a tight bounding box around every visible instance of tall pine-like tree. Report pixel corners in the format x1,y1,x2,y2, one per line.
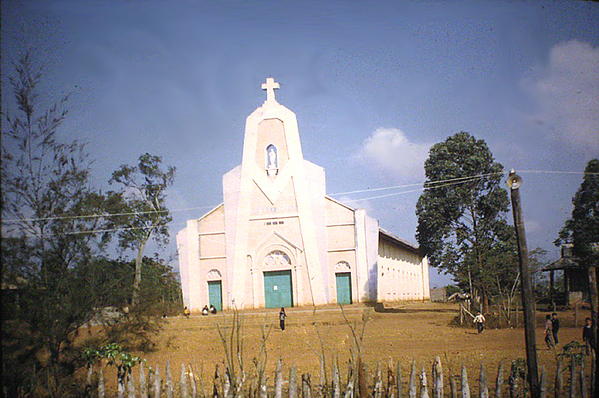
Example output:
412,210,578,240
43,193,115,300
108,153,176,306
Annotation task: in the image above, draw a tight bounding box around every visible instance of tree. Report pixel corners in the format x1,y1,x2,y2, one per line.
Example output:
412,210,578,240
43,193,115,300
108,153,176,306
556,158,599,394
1,51,111,396
416,132,515,313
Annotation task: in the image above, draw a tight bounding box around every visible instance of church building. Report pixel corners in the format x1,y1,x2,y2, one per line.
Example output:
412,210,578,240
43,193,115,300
177,78,430,311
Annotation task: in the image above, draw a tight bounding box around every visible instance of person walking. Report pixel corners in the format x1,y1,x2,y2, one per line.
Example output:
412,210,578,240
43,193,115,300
473,311,485,334
279,307,287,331
551,312,560,345
544,314,555,349
583,317,595,355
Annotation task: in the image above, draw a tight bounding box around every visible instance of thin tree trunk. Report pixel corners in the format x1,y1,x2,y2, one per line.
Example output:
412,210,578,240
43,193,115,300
132,238,148,306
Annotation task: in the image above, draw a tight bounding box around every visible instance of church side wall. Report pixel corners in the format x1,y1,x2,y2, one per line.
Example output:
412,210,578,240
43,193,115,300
377,238,428,302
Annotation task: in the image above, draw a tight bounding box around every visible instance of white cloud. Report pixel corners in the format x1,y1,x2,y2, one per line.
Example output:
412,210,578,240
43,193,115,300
521,40,599,152
359,128,430,181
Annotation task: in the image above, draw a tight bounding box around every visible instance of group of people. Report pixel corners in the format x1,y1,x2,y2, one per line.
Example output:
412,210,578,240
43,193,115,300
543,312,561,349
181,305,218,317
474,310,595,356
544,312,595,355
201,305,218,316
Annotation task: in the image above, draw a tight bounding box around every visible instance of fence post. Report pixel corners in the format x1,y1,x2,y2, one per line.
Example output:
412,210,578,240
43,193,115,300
409,362,417,398
374,363,383,398
166,361,174,398
223,368,231,398
117,367,126,398
420,366,430,398
332,361,341,398
555,360,562,398
358,360,367,398
275,357,283,398
302,373,312,398
99,366,105,398
86,364,93,393
579,360,585,398
495,362,504,398
509,361,518,398
450,374,458,398
569,358,575,398
127,371,136,398
461,364,470,398
344,379,354,398
260,373,268,398
140,363,147,398
154,365,161,398
387,359,396,398
289,365,298,398
396,361,403,398
433,356,443,398
189,364,198,398
181,363,189,398
540,367,546,398
479,363,488,398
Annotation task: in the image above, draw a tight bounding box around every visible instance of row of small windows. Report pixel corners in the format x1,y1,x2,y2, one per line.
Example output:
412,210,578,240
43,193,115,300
265,220,284,225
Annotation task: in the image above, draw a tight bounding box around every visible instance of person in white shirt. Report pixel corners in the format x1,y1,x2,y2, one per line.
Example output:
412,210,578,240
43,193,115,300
473,312,486,334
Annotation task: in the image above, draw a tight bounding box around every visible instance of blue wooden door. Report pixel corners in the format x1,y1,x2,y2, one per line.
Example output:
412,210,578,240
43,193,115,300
208,281,222,311
263,270,293,309
336,273,352,305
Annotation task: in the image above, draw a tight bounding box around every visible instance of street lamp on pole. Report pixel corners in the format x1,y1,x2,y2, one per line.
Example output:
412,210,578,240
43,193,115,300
507,170,539,398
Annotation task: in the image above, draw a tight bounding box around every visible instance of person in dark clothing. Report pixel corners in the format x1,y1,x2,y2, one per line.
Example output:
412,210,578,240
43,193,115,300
544,314,555,349
209,304,217,314
551,312,560,345
279,307,287,330
583,317,595,355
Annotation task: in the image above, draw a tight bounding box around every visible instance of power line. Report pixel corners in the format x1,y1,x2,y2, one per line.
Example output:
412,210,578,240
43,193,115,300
2,169,595,234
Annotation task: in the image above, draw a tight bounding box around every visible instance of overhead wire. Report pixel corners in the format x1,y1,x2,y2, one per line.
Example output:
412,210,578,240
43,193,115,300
2,169,596,236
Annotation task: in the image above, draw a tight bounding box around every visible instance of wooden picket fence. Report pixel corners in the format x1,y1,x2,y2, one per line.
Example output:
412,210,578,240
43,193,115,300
86,355,595,398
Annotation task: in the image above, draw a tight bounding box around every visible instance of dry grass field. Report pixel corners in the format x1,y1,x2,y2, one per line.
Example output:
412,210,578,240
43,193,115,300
88,301,594,395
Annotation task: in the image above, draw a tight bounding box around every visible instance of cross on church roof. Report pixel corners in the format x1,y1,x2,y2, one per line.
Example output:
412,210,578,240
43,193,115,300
261,77,280,103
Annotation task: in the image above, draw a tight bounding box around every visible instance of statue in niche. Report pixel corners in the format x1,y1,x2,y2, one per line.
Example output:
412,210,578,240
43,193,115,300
267,145,278,176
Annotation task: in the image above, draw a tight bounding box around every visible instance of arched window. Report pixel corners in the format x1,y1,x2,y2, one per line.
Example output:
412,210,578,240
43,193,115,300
335,261,351,272
207,269,222,280
263,250,291,268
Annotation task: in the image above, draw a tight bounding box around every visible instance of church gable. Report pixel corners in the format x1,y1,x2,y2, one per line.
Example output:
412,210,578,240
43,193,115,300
325,196,355,225
198,204,225,231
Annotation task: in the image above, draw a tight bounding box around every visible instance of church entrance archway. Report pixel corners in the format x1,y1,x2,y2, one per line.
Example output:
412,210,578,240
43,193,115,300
264,270,293,308
336,272,352,304
208,281,222,311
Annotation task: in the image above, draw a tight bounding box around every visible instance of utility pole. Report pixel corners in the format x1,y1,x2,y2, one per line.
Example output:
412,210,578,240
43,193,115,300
507,170,539,398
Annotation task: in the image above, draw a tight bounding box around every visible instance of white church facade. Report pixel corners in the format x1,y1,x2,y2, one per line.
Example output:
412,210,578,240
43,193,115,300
177,78,430,311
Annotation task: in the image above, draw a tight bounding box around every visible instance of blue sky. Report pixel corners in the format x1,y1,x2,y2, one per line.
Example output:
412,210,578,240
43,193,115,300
2,0,598,287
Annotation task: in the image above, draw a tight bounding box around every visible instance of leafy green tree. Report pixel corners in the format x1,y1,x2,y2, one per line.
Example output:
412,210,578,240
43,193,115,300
557,159,599,267
1,51,112,396
556,158,599,389
108,153,176,306
416,132,515,312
